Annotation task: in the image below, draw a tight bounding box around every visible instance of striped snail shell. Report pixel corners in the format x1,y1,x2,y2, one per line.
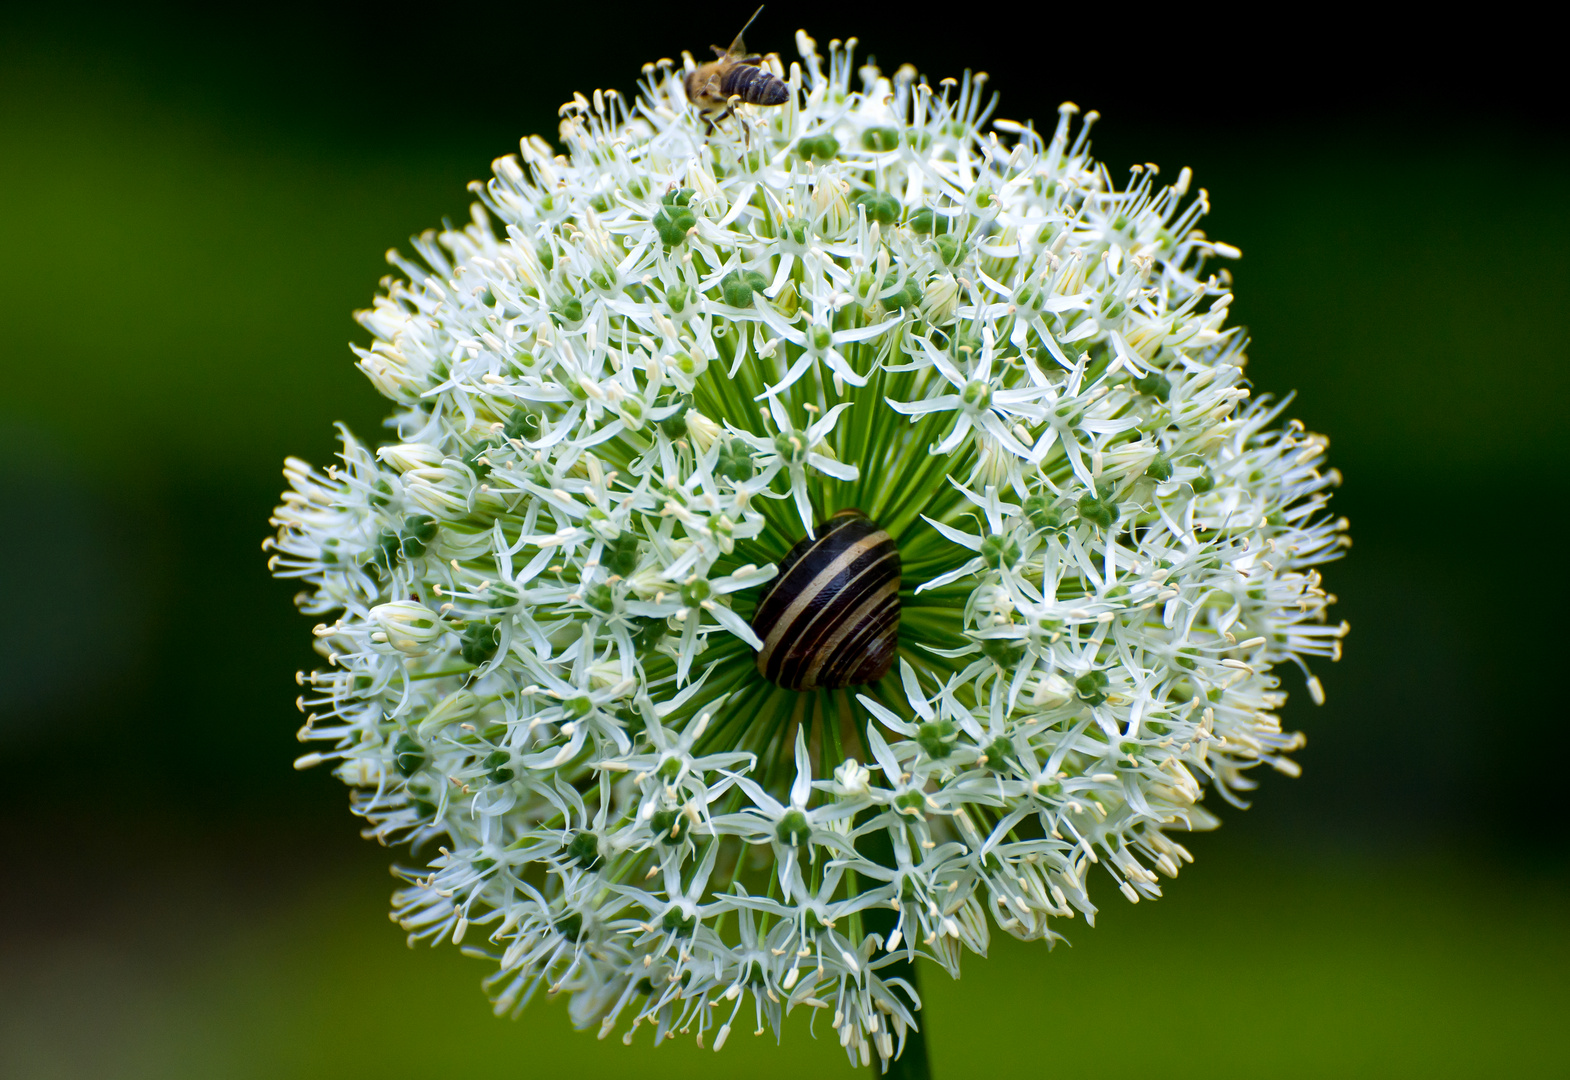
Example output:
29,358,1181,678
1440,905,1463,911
751,510,901,691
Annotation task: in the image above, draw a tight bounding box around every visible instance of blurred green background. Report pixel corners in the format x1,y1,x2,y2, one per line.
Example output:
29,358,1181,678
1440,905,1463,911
1,5,1565,1077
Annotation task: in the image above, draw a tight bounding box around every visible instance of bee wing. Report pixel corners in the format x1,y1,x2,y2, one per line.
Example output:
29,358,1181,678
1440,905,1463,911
727,5,766,58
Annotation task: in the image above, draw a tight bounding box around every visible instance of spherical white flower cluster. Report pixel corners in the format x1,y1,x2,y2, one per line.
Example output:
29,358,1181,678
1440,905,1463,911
267,30,1347,1070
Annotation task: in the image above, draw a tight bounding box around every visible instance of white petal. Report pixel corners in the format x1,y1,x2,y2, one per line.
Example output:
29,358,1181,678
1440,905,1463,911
931,413,973,456
790,727,813,808
708,602,764,649
885,395,961,416
899,660,934,720
832,315,902,344
807,453,858,481
919,514,984,551
913,558,982,593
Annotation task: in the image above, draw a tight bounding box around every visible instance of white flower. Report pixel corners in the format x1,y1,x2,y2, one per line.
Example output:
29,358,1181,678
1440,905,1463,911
888,329,1047,464
733,395,859,536
267,28,1347,1073
719,728,864,901
755,311,901,397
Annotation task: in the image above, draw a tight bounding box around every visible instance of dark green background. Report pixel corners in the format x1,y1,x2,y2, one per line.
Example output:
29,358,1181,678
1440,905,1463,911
1,5,1565,1077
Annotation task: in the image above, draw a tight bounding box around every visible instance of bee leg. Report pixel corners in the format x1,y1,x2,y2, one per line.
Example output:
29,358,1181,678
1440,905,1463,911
724,94,749,147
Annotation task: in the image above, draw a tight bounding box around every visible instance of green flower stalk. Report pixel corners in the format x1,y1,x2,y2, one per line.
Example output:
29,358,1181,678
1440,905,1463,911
266,27,1347,1073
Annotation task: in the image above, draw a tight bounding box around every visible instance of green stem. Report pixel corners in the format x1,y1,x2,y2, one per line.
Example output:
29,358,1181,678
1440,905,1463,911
858,820,934,1079
870,955,930,1080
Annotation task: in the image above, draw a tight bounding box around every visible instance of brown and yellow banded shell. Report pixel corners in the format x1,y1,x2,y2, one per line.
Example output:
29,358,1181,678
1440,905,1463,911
751,510,900,691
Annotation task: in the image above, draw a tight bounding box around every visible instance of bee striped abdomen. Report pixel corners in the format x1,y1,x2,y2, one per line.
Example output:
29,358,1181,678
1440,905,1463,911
720,63,789,106
752,511,900,691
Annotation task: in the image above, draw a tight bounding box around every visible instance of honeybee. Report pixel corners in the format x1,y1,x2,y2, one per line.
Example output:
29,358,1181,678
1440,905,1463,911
684,6,790,136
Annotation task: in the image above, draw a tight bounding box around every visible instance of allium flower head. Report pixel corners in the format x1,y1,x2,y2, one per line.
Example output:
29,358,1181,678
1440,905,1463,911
267,28,1347,1070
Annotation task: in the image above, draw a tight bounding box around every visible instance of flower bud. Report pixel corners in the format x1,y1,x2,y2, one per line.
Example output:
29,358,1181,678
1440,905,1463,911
921,273,960,324
377,442,444,473
370,601,444,654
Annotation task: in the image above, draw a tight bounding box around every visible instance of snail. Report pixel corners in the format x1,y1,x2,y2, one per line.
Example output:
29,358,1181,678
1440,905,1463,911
751,510,901,690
